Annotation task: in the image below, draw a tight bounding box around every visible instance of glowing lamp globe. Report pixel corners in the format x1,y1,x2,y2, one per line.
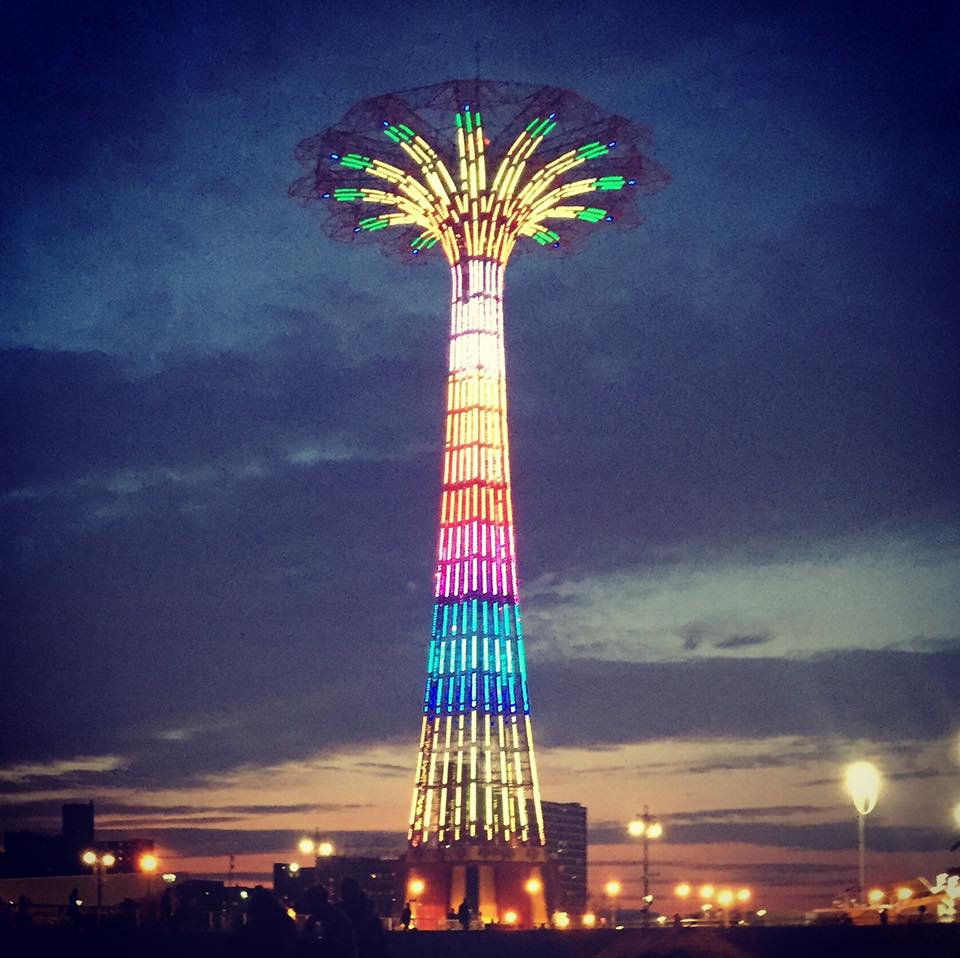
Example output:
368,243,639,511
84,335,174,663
524,877,542,894
408,878,425,897
867,888,885,905
101,853,115,868
139,853,158,874
582,912,597,927
604,880,622,897
298,838,315,855
646,822,663,840
82,850,97,866
675,883,691,898
317,841,335,857
895,887,913,902
717,889,734,907
627,819,646,837
845,761,880,815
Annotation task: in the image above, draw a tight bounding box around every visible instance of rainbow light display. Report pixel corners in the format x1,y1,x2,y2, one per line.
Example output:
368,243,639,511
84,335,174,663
291,81,668,853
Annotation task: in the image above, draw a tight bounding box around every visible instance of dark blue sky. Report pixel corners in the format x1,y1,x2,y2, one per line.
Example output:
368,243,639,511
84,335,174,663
2,0,958,907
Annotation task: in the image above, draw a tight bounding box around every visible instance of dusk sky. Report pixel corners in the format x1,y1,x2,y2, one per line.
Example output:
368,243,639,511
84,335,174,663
2,0,959,914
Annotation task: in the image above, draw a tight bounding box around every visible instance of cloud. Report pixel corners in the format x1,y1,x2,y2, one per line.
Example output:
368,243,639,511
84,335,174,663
713,631,773,650
532,648,960,748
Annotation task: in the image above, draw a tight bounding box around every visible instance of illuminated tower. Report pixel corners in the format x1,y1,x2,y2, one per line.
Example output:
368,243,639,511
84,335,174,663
291,80,667,928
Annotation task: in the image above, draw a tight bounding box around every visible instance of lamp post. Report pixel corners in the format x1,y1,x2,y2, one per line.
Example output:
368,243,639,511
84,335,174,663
82,850,116,924
627,807,663,926
844,761,880,905
603,880,621,927
139,853,159,923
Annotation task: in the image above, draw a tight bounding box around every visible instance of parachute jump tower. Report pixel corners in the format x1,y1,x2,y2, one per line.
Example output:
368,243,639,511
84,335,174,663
291,79,667,929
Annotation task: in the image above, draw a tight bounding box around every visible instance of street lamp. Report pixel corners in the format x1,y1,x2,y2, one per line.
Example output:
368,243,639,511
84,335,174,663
297,835,335,867
603,880,621,926
675,882,691,899
139,853,159,921
407,877,425,928
82,850,116,923
626,806,663,925
844,760,880,904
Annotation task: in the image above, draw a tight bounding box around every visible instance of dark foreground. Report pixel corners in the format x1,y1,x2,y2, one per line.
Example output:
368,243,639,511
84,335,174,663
3,926,960,958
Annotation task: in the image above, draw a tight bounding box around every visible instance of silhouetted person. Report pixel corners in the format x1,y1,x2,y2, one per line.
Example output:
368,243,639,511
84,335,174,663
302,884,357,958
879,908,888,925
673,912,682,928
457,898,470,931
400,902,412,930
339,878,385,958
232,885,297,958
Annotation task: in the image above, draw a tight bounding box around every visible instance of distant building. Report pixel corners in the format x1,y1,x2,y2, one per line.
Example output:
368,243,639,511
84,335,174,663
273,855,401,918
538,801,587,914
0,801,154,877
62,801,95,851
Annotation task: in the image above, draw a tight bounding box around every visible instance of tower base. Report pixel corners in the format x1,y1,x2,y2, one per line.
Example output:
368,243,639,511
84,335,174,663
402,844,555,929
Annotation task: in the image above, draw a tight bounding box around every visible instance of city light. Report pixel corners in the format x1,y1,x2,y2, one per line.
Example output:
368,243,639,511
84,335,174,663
656,915,667,925
756,909,768,918
702,903,713,912
553,911,570,928
82,851,97,866
317,841,335,857
717,889,734,907
408,878,425,897
288,862,300,874
100,853,115,868
868,888,885,905
503,910,518,925
524,877,542,894
896,887,913,902
675,883,691,898
736,888,752,903
581,912,596,928
298,838,315,855
647,822,663,840
162,873,177,884
699,884,715,900
139,854,158,874
627,819,646,837
604,880,622,897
